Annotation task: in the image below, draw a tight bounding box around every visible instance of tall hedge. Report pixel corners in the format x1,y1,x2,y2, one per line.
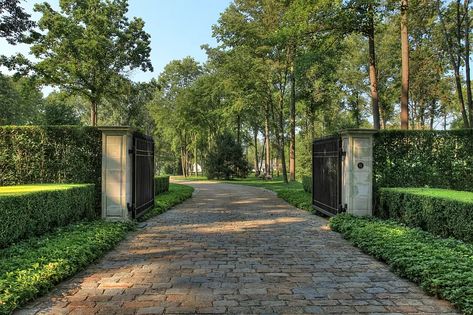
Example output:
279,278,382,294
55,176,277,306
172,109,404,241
0,126,102,186
373,130,473,192
155,176,170,195
0,184,96,247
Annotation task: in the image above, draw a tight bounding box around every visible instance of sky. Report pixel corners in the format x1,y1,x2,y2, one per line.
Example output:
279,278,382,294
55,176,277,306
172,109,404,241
0,0,233,83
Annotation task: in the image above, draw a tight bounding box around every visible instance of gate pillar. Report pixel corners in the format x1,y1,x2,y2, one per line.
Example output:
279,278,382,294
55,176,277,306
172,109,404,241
340,129,377,217
99,127,134,221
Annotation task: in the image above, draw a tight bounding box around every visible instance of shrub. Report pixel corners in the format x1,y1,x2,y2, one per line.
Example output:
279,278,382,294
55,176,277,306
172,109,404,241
0,126,102,186
373,130,473,192
204,132,250,179
277,189,313,212
155,176,170,195
0,184,95,248
378,187,473,242
302,176,312,193
0,220,132,314
0,126,102,211
140,183,194,221
330,214,473,315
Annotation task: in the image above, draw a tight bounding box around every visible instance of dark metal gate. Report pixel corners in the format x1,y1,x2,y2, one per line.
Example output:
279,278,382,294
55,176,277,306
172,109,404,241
312,136,343,216
131,132,155,218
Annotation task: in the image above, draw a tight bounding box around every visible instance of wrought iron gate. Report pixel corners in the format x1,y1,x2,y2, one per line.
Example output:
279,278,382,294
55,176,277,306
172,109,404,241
312,136,343,216
131,132,155,218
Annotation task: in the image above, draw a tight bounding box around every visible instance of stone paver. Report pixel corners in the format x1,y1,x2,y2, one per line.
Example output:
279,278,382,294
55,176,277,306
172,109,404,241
18,181,459,314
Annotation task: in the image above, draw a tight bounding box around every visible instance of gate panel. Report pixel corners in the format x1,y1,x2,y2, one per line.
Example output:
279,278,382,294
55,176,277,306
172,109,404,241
312,136,342,216
132,133,155,218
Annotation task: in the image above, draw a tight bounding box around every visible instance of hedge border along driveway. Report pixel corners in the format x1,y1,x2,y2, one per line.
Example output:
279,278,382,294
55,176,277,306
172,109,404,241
378,187,473,242
0,220,133,315
330,214,473,315
0,183,194,315
0,184,96,248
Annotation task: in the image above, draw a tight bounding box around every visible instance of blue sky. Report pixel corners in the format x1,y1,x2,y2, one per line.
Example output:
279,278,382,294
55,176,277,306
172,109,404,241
0,0,233,83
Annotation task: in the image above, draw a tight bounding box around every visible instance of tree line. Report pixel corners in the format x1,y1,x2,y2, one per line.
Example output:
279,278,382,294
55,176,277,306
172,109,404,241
1,0,471,181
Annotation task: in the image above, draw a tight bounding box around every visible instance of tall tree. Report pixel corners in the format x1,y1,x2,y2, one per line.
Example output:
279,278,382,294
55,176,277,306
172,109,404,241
30,0,153,126
0,0,34,44
400,0,409,129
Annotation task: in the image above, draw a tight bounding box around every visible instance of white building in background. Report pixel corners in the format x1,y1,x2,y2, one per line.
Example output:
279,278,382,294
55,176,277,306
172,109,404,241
190,163,202,174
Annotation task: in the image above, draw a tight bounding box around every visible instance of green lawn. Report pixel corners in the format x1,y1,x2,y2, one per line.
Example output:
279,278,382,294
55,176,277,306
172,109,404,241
382,187,473,203
0,182,194,314
0,184,87,196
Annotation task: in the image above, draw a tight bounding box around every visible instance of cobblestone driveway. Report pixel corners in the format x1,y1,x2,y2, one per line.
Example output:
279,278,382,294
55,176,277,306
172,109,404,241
19,181,458,315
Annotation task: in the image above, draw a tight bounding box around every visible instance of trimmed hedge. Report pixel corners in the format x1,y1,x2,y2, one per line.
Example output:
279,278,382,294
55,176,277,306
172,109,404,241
302,176,312,193
0,184,95,248
378,187,473,242
155,176,170,195
0,126,102,186
330,214,473,315
0,220,132,314
373,130,473,192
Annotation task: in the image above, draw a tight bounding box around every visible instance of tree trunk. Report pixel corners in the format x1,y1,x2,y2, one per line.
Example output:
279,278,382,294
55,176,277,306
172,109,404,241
180,147,186,177
253,126,260,176
465,0,473,125
401,0,409,129
90,100,98,126
367,9,381,130
265,101,271,177
289,56,296,182
279,96,288,184
236,114,241,145
438,0,470,127
194,134,198,176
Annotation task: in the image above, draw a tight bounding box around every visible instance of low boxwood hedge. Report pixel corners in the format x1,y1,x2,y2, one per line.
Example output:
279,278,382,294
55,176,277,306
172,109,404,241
0,184,95,248
330,214,473,315
155,176,170,195
378,187,473,242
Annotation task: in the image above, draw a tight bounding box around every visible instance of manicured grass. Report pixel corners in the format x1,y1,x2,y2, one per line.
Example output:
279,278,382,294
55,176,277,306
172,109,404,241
0,220,133,315
330,214,473,315
382,187,473,203
139,183,194,221
0,184,87,196
171,175,207,181
221,176,314,212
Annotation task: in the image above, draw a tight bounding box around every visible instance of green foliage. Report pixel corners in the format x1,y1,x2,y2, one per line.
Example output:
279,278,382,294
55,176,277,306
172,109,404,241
0,184,95,248
302,176,312,193
378,187,473,243
204,132,250,180
373,130,473,192
330,214,473,315
0,126,101,186
0,75,43,125
0,0,35,44
30,0,153,124
0,220,132,314
154,176,170,195
139,183,194,221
